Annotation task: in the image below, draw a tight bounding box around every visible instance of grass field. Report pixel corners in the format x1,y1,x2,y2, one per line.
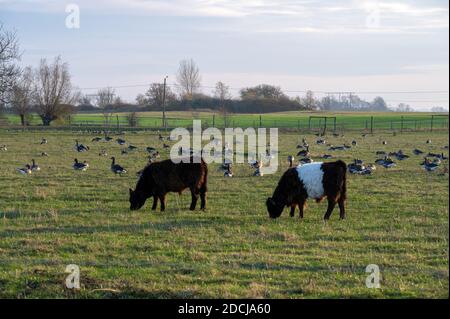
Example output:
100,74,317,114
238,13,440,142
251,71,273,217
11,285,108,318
4,111,449,131
0,128,448,298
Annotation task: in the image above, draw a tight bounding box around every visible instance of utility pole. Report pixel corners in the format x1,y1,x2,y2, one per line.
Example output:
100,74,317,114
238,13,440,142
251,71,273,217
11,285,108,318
162,76,168,129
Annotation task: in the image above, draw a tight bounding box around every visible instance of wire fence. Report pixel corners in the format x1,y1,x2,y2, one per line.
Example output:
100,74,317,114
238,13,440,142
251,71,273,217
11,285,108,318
1,113,449,133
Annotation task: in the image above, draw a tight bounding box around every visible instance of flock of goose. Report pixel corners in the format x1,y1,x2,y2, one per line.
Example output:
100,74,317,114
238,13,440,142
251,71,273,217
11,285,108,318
285,133,448,175
4,132,449,177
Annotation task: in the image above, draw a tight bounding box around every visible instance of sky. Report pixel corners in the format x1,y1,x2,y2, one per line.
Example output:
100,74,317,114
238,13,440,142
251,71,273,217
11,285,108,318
0,0,448,110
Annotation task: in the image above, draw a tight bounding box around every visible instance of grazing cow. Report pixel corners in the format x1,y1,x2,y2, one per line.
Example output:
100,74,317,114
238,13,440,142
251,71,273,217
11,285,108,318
129,156,208,212
266,160,347,220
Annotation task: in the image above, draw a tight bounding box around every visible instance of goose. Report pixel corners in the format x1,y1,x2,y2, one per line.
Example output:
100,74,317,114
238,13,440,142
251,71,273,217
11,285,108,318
413,149,424,155
146,146,157,153
253,162,263,176
116,138,126,145
163,143,170,149
110,157,127,174
322,154,333,159
422,158,439,171
40,138,48,145
91,137,102,142
361,134,367,138
395,150,409,160
1,145,7,151
382,141,387,145
128,144,138,151
297,146,310,157
299,157,313,165
351,140,357,146
426,139,432,144
438,153,448,160
354,159,363,165
316,138,326,145
376,151,386,155
104,136,113,142
17,164,32,175
31,159,40,171
348,160,366,174
287,155,294,167
41,152,49,157
343,144,352,149
250,160,261,169
329,145,345,151
159,134,164,141
73,159,88,171
382,157,396,168
333,133,340,137
224,167,233,177
75,140,89,152
121,149,128,155
443,146,449,150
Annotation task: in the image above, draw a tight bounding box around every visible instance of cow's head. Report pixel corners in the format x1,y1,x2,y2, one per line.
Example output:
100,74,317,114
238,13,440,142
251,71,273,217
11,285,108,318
129,188,147,211
266,197,284,218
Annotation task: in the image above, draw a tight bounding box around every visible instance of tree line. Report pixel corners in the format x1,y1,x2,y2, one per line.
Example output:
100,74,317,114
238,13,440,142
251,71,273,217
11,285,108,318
0,22,414,127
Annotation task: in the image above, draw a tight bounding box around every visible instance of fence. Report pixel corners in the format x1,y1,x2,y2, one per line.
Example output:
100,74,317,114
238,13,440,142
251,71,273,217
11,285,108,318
2,113,449,133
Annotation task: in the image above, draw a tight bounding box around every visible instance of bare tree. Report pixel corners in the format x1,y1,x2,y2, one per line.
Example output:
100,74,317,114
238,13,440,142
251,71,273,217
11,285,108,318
11,66,33,126
135,93,146,106
0,23,21,107
33,56,78,126
214,81,231,127
299,90,317,110
96,87,115,125
176,58,201,100
145,82,176,108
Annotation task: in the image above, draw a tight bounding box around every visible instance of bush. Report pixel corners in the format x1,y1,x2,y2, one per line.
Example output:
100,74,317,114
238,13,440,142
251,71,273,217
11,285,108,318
127,112,138,127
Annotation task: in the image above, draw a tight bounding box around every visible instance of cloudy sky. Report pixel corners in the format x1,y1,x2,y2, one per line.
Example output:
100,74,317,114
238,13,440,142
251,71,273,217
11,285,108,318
0,0,448,110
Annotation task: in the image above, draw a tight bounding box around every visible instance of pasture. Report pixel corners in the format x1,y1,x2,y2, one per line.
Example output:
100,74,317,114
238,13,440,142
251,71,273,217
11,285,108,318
0,128,448,298
4,111,449,131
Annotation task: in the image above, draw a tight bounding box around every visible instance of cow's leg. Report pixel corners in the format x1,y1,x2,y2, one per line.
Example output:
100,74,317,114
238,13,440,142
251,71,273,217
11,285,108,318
289,204,296,217
151,195,158,210
200,187,207,210
323,197,337,220
299,200,305,219
190,188,199,211
159,194,166,212
338,197,346,220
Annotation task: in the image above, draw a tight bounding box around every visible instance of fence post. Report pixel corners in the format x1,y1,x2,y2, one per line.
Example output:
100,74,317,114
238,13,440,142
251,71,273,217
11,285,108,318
370,116,374,134
116,115,120,129
212,115,215,128
297,119,300,131
400,116,404,133
334,118,337,132
430,115,434,132
308,117,311,131
259,115,262,128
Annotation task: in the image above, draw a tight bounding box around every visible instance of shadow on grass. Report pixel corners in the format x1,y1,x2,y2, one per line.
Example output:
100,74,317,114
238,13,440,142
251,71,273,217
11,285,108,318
0,218,217,238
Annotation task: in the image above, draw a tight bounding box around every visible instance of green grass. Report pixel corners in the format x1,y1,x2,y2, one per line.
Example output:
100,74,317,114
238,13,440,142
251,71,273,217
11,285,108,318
4,111,449,131
0,129,448,298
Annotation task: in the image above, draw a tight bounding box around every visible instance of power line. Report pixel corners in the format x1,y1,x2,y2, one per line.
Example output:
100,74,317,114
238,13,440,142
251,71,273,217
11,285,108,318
77,82,449,95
